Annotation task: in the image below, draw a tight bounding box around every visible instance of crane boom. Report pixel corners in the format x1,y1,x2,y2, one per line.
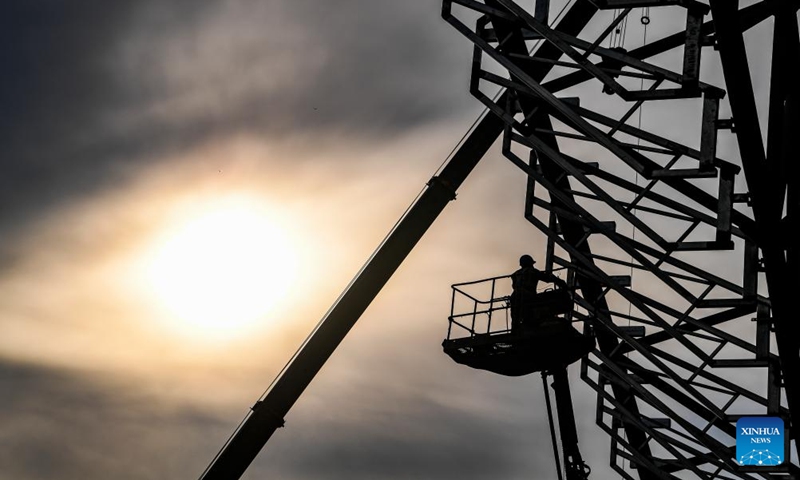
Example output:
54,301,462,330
198,105,502,480
199,4,598,478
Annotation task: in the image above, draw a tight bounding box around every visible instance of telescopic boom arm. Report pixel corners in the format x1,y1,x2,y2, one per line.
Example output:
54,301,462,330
198,106,504,480
199,4,598,477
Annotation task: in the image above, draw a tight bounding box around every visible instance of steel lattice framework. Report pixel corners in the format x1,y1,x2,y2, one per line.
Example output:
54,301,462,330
442,0,799,478
198,2,800,479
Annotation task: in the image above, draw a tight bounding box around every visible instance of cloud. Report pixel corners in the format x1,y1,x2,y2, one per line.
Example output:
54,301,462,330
0,353,603,480
115,0,472,135
0,358,232,480
0,0,475,240
263,399,544,480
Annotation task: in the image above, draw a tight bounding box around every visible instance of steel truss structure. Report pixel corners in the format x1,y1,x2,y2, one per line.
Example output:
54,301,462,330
199,1,800,479
442,0,799,478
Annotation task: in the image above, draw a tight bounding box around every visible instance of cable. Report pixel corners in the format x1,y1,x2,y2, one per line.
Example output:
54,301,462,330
622,8,649,474
620,14,629,48
626,10,649,321
608,9,619,50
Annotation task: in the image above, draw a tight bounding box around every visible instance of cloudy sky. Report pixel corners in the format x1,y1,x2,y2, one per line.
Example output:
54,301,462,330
0,1,780,479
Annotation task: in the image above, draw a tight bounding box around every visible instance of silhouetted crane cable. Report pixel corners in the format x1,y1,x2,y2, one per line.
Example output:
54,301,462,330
621,12,650,474
626,7,650,327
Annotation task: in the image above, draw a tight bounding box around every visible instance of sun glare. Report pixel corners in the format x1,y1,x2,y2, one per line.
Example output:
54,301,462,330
144,198,298,341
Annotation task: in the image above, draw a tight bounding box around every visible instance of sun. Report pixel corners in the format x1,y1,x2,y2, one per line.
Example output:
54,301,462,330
144,198,298,341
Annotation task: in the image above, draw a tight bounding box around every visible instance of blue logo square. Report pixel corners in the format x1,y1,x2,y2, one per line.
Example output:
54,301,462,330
736,417,784,466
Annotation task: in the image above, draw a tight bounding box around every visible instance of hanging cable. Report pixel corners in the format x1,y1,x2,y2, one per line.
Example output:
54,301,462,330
626,8,650,320
620,8,650,474
608,10,620,49
619,14,629,48
609,8,630,50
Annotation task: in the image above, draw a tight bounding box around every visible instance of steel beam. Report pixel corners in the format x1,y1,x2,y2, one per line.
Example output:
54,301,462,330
710,0,800,460
200,2,601,478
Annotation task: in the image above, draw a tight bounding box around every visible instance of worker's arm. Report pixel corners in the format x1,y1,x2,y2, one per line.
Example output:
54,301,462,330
544,271,569,290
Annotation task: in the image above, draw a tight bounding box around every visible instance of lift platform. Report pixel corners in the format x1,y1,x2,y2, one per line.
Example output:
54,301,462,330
442,275,594,376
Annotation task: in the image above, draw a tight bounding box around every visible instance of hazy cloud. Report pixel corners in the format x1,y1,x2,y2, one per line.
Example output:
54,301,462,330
0,354,585,480
0,0,473,237
0,358,229,480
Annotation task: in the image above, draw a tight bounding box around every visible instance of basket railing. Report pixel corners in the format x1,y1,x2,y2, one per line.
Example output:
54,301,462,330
446,275,514,341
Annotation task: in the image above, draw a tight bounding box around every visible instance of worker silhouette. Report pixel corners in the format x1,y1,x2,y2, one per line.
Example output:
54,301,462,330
510,255,568,332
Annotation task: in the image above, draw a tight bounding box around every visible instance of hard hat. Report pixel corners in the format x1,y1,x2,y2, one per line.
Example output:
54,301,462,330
519,254,535,267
